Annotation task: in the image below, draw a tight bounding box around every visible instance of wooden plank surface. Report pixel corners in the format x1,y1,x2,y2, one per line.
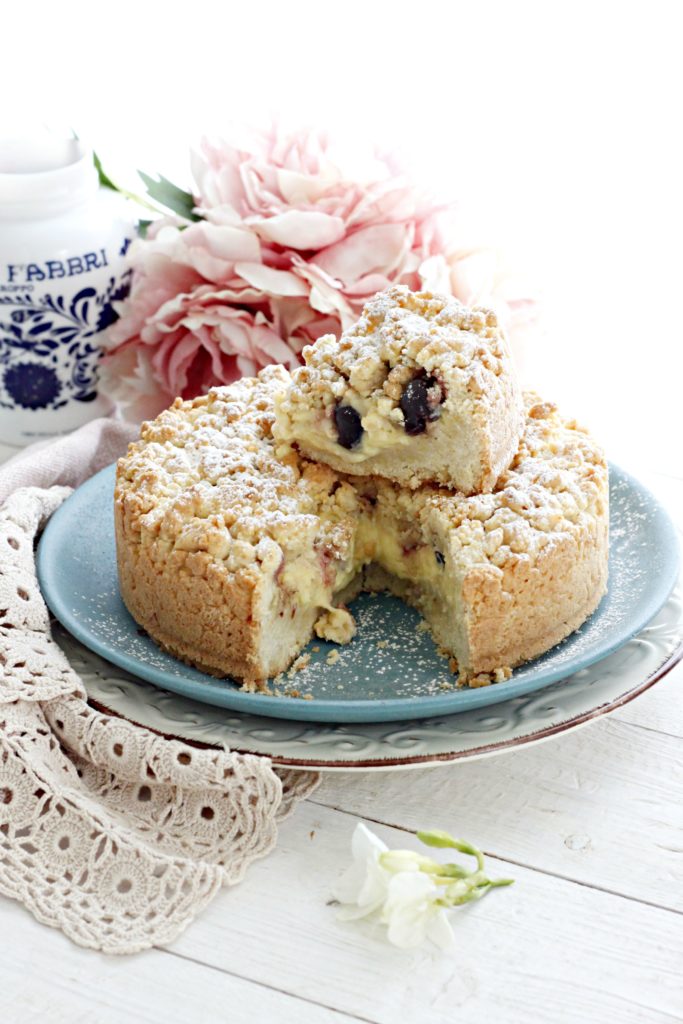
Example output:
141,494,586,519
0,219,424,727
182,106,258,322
0,898,358,1024
3,801,679,1024
166,802,683,1024
314,707,683,911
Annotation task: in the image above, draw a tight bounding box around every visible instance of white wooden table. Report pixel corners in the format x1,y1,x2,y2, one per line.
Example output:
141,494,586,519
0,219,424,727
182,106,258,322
1,412,682,1024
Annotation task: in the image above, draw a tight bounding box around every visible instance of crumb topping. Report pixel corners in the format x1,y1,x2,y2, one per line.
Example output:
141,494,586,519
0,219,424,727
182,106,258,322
276,285,508,416
366,392,607,575
272,285,524,489
116,365,362,575
117,367,607,595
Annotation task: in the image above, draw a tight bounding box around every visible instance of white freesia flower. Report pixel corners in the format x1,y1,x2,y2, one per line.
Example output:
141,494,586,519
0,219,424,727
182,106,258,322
333,823,514,951
381,871,454,950
333,823,392,920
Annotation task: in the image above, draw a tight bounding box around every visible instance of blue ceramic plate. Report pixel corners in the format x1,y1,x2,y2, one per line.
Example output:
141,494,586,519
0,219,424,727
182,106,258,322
37,463,679,724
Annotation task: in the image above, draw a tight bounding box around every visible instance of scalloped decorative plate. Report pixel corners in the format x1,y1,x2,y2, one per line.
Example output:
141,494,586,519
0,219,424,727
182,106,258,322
36,463,681,738
55,584,683,770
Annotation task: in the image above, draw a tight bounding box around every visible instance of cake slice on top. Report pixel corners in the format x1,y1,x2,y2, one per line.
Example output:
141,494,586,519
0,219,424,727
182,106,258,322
274,285,524,494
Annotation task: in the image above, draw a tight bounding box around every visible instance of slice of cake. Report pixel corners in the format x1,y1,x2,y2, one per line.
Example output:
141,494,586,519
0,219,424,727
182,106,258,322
359,397,609,682
115,367,609,688
274,285,525,494
115,366,363,686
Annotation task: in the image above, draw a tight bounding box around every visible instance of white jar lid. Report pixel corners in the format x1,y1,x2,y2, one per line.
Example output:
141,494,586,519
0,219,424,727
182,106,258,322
0,136,98,218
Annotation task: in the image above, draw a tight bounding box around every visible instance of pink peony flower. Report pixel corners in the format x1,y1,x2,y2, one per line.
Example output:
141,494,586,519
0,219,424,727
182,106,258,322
103,125,535,417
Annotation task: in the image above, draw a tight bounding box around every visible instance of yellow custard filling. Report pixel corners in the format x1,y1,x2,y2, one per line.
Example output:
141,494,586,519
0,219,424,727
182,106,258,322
352,517,444,586
278,503,450,646
277,395,413,464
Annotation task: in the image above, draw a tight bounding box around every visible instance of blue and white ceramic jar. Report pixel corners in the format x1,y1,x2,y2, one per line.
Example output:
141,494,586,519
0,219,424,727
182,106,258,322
0,137,134,446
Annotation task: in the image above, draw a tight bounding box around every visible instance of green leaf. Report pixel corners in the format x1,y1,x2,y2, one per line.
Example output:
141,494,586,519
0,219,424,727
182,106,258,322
93,154,166,218
137,219,152,239
138,171,200,222
93,151,118,192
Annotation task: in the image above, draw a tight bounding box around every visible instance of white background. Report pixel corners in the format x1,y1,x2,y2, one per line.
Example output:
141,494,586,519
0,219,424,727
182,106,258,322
3,0,682,473
2,8,683,1020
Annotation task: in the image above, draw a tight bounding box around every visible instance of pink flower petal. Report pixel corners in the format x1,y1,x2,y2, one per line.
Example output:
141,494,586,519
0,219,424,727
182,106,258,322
234,262,308,297
276,167,336,205
191,139,244,208
343,273,394,297
197,204,243,227
315,223,409,284
448,249,498,306
103,124,536,410
248,210,346,249
184,222,261,263
418,254,452,294
250,324,301,368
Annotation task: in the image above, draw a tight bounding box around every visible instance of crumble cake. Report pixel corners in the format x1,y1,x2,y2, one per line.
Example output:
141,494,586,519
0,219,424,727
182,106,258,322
115,366,609,687
273,286,525,494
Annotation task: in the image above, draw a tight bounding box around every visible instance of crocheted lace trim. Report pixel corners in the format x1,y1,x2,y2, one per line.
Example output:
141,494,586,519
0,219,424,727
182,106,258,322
0,486,318,954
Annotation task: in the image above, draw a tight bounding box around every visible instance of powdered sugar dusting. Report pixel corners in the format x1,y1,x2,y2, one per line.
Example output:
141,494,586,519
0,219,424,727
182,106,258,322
47,462,678,721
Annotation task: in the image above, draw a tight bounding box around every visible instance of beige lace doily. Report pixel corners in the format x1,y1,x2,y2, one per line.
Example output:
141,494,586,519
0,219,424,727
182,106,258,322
0,484,319,954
